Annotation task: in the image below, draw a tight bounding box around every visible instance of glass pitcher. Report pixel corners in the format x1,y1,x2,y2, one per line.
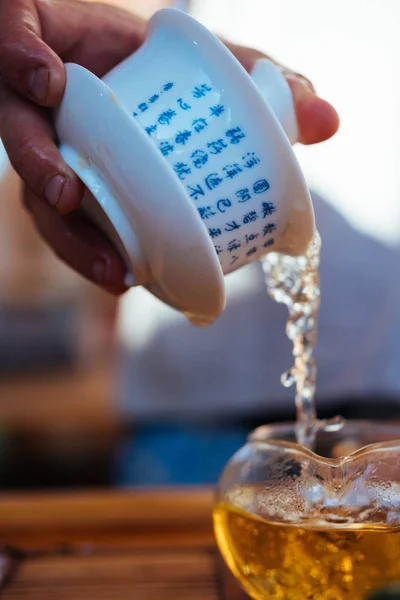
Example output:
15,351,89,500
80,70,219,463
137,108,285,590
214,420,400,600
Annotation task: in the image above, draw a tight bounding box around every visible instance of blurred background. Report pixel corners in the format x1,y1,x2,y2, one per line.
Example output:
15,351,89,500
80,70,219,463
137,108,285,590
0,0,399,491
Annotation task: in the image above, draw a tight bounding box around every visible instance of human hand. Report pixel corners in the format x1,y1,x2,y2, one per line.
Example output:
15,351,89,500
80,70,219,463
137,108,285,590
0,0,339,294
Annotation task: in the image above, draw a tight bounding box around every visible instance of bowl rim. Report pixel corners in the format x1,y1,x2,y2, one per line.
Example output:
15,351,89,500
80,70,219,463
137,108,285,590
248,419,400,466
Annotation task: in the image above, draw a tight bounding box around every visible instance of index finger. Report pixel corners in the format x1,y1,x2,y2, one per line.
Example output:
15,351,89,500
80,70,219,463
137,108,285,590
0,0,65,106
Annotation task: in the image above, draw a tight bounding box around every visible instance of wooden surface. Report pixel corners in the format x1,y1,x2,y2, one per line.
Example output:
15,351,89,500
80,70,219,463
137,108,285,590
0,489,248,600
0,362,115,434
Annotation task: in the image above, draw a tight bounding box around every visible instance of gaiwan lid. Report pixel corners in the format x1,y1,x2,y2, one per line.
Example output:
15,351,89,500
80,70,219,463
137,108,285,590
55,9,313,326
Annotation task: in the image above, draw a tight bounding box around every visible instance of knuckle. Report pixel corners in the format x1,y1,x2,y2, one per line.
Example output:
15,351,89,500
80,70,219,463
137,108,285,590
10,135,45,193
11,135,35,172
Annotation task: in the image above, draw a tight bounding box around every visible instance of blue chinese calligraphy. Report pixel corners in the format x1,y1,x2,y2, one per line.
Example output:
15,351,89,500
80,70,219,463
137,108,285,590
243,211,259,224
216,199,232,213
135,75,275,269
134,81,175,116
236,188,251,203
192,118,208,133
253,179,270,194
158,109,177,126
263,223,276,236
192,83,212,98
198,206,216,220
242,152,260,168
209,228,222,239
174,162,191,181
245,233,259,244
187,184,205,200
178,98,191,111
207,139,228,155
145,124,157,136
223,163,242,179
175,130,192,145
226,127,246,144
227,239,241,252
205,173,223,191
261,202,276,218
210,104,225,117
225,221,241,232
191,150,208,168
160,141,174,156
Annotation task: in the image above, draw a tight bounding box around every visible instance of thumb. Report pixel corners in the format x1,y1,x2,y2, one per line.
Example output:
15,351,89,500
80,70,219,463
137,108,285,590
226,42,339,145
283,71,340,145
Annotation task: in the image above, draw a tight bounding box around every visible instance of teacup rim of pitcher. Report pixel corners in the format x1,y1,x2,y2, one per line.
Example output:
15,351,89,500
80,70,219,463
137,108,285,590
248,419,400,465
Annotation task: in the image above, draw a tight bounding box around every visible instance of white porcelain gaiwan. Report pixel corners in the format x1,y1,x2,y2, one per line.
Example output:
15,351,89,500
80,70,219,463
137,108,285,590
54,8,315,326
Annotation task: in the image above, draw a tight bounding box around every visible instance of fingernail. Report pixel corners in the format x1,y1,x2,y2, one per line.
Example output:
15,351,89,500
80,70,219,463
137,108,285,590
45,175,65,207
28,66,49,103
284,71,316,97
92,259,107,284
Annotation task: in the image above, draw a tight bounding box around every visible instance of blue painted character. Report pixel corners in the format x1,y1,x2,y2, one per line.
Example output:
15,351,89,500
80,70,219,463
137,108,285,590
226,127,246,144
245,233,259,244
225,221,241,232
227,239,241,252
145,124,157,136
209,228,222,239
138,102,148,113
210,105,225,117
198,206,216,220
178,98,192,111
246,246,258,257
214,245,223,255
192,83,212,98
163,82,174,92
243,211,259,224
174,162,192,181
223,163,243,179
187,184,205,200
263,223,277,236
261,202,276,218
253,179,270,194
205,173,223,191
217,199,232,213
263,238,274,248
191,150,208,169
207,139,227,155
148,94,160,104
159,141,174,156
230,255,239,265
158,109,177,126
236,188,251,203
192,118,208,133
175,130,192,145
242,152,260,168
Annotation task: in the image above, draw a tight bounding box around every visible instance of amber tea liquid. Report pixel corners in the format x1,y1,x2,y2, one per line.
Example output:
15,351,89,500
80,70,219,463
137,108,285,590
214,502,400,600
